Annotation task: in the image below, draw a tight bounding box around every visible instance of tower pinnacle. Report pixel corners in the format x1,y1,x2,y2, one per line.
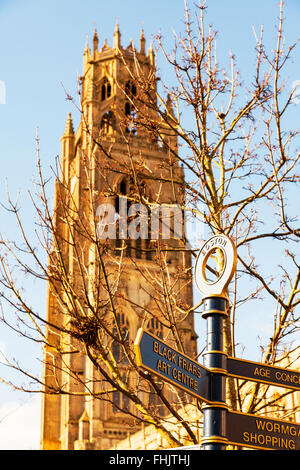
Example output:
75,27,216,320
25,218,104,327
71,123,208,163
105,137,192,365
140,28,146,54
148,42,154,65
63,112,74,137
113,20,121,49
93,28,99,53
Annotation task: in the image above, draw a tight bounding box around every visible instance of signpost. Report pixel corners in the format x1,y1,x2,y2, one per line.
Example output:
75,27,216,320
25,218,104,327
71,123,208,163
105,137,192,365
227,356,300,391
227,411,300,450
134,329,212,403
134,234,300,451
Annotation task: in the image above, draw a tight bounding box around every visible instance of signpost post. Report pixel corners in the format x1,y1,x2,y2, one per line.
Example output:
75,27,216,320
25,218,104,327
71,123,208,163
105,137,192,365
134,234,300,451
200,296,228,449
194,234,237,450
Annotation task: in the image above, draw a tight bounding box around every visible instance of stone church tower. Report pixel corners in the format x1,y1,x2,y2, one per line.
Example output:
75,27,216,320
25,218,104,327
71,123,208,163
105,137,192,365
41,25,197,450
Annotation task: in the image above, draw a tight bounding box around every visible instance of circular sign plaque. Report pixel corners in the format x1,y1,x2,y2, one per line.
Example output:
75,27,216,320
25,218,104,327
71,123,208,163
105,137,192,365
195,234,237,298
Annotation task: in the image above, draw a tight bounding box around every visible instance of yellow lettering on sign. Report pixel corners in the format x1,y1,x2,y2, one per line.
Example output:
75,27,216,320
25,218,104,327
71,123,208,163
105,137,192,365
177,355,202,379
172,368,198,391
254,367,270,378
275,371,300,384
243,431,296,450
156,359,170,375
255,419,299,437
242,431,295,450
154,342,177,364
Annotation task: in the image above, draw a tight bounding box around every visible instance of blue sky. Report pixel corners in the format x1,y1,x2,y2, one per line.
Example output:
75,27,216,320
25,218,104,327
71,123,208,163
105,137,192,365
0,0,300,449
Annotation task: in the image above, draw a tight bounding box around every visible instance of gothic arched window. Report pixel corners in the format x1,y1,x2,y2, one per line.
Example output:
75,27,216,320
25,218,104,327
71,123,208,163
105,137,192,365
115,179,127,251
101,77,111,101
112,313,131,414
112,372,130,414
125,81,136,98
115,178,127,215
100,111,115,135
114,177,152,259
111,313,130,364
148,380,164,416
147,317,163,339
124,81,137,134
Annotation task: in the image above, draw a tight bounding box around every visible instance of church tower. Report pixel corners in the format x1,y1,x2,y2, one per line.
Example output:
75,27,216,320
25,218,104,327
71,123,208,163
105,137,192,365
41,25,197,450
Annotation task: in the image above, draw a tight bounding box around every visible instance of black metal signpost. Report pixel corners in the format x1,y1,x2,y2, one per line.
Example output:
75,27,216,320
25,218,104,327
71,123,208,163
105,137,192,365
194,235,237,450
134,234,300,451
200,296,228,449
